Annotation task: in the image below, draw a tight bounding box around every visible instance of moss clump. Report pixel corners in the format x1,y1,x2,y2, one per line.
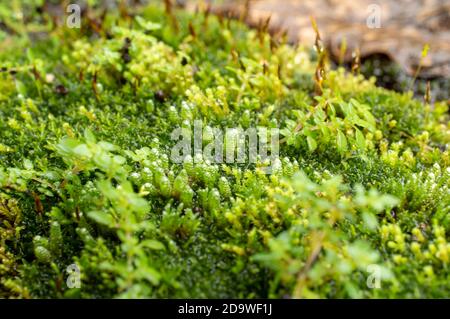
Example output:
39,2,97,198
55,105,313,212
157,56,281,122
0,2,449,298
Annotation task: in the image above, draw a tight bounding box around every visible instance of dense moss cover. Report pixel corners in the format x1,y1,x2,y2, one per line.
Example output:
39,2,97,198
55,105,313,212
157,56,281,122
0,2,449,298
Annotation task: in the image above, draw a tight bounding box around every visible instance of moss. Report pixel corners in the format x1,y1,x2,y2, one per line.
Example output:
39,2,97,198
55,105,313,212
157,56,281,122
0,1,448,298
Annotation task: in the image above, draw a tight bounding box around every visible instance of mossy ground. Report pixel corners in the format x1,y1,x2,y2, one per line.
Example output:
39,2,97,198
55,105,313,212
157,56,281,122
0,2,449,298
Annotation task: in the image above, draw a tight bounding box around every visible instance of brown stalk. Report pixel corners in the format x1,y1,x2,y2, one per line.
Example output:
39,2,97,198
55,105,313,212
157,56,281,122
292,231,325,298
188,21,197,39
351,47,361,75
92,71,99,101
32,192,44,216
424,81,431,105
240,0,251,23
164,0,180,33
203,3,211,28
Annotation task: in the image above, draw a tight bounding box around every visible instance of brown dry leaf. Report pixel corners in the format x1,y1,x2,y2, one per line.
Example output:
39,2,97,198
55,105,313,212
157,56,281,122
187,0,450,78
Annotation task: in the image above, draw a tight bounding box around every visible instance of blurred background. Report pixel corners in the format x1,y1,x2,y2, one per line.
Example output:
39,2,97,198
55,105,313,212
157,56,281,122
186,0,450,101
1,0,449,100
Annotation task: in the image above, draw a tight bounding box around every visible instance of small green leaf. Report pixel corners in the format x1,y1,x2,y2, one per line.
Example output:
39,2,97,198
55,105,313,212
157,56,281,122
73,144,92,158
88,211,115,227
355,128,366,150
15,80,27,96
140,239,165,251
307,135,317,152
139,266,161,285
84,129,96,143
336,130,348,154
56,138,82,155
135,16,162,31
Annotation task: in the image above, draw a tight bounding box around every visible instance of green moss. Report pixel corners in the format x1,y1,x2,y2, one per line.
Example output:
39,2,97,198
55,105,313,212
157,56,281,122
0,1,448,298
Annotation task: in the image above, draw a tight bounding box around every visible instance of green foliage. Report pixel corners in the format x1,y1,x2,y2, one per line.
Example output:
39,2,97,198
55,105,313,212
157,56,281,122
0,1,448,298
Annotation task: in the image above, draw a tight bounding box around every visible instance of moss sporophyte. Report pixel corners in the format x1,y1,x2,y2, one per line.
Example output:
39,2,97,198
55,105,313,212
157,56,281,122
0,1,449,298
